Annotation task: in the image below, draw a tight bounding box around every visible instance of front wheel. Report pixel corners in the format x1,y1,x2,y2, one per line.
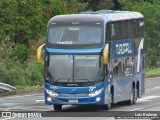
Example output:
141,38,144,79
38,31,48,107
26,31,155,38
53,105,62,111
102,93,112,110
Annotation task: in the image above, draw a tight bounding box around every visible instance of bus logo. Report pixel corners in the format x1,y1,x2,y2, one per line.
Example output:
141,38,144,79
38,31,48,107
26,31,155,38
70,88,77,93
89,86,96,92
116,43,132,55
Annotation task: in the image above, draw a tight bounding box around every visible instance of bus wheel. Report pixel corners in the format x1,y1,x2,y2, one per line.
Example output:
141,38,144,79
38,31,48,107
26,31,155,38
133,87,138,104
127,87,136,105
127,88,134,105
102,93,112,110
53,105,62,111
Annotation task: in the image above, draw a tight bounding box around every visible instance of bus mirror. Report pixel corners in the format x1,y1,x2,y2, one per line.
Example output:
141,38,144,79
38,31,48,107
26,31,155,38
103,44,109,65
36,44,45,64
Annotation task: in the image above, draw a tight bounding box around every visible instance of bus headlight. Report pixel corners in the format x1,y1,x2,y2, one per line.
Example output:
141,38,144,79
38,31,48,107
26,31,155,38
46,89,58,96
88,88,103,97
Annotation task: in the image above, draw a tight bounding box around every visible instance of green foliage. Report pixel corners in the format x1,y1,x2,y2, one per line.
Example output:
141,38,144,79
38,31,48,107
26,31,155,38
16,44,28,62
79,0,121,10
0,38,43,87
25,61,44,86
81,0,114,10
146,68,160,76
0,60,44,87
0,0,85,45
0,0,85,87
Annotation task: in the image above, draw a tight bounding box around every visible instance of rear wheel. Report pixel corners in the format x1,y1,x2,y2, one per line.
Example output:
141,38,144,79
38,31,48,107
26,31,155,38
133,88,138,104
53,105,62,111
126,87,137,105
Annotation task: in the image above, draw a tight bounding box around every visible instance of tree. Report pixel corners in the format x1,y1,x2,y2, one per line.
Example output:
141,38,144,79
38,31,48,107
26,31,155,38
78,0,121,11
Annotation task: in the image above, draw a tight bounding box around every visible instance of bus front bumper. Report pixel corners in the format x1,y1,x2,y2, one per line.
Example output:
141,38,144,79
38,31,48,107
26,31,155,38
45,92,105,105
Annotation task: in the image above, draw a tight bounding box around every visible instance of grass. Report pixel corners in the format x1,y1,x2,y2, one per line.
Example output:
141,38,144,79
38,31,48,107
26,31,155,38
146,68,160,77
15,85,43,90
0,85,44,96
14,85,44,94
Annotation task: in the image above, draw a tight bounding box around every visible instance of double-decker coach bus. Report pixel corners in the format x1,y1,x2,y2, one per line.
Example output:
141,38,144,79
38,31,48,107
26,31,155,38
36,10,145,111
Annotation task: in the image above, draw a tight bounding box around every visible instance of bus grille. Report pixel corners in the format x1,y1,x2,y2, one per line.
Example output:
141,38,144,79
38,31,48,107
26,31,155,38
58,93,88,97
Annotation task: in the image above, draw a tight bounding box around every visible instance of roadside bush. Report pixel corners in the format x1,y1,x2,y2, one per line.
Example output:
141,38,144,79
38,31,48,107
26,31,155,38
25,61,44,86
16,44,28,62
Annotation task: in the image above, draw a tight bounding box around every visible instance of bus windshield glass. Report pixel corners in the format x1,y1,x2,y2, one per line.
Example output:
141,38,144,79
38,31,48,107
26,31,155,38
47,55,103,85
47,24,103,48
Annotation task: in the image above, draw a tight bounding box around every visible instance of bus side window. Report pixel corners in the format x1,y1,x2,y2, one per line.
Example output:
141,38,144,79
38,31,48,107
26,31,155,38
120,21,126,39
110,23,116,40
134,20,139,38
106,23,111,42
130,20,136,38
139,20,144,37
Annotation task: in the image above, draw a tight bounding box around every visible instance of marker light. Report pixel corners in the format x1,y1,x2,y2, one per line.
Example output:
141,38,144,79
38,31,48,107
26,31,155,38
96,97,101,102
47,97,52,102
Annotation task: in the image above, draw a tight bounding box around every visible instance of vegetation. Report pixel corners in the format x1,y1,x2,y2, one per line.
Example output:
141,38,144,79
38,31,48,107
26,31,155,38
0,0,159,88
146,68,160,77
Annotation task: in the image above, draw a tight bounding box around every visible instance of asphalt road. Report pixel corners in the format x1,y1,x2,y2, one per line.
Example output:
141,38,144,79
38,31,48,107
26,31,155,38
0,77,160,120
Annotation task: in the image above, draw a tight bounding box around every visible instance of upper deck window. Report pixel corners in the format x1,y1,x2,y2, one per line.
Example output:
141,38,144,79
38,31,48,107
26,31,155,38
47,22,103,49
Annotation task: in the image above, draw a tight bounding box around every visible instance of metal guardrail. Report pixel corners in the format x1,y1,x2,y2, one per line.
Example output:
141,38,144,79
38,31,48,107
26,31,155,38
0,82,16,91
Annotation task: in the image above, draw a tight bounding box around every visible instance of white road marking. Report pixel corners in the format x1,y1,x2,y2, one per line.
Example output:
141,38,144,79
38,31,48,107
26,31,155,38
152,86,160,90
1,117,16,120
0,94,39,99
5,105,51,111
36,99,45,103
137,95,160,102
147,77,160,80
130,108,142,111
0,106,24,111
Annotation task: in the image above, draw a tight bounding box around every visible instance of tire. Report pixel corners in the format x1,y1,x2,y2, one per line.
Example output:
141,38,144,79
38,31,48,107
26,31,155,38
126,87,137,105
127,88,135,105
133,88,138,104
53,105,62,111
102,93,112,110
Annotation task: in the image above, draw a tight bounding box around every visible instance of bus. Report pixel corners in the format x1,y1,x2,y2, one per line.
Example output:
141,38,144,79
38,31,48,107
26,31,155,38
36,10,145,111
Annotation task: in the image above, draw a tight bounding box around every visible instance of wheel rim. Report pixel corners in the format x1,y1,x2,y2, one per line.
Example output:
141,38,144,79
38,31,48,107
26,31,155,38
108,94,112,109
134,89,137,104
131,89,134,104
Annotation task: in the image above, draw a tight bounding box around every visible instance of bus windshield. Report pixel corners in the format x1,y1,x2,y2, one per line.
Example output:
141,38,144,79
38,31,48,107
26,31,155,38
47,55,103,85
47,24,103,48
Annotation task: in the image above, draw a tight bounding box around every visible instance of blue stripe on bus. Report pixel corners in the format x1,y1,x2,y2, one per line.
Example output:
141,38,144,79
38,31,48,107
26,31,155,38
45,47,103,54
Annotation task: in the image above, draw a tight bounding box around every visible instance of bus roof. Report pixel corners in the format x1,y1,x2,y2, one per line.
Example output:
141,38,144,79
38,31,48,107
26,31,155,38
94,10,144,21
49,10,143,24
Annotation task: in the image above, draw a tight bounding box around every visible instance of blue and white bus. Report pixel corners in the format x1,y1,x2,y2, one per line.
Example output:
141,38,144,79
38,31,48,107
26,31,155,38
36,10,145,111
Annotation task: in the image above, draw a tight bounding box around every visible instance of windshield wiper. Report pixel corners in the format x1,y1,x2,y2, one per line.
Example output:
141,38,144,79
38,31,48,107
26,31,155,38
74,79,95,84
52,78,71,84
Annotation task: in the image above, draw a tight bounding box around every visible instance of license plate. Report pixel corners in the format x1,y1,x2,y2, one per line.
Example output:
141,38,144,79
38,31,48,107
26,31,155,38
69,100,78,103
